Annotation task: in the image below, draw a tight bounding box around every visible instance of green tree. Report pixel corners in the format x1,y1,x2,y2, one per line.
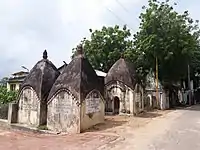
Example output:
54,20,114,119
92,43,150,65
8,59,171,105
0,86,18,104
134,0,200,84
72,25,135,73
0,77,9,87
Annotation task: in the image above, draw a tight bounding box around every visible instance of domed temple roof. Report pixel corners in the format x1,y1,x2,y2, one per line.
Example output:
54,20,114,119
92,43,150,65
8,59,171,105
48,45,101,101
20,50,60,101
105,57,136,89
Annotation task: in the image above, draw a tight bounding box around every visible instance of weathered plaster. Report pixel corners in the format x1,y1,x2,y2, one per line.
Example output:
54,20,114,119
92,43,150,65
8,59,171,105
0,104,9,119
105,81,134,114
8,103,18,124
47,89,104,133
105,81,144,115
80,90,104,132
47,90,80,133
18,87,40,127
146,90,169,110
134,84,144,114
160,91,170,110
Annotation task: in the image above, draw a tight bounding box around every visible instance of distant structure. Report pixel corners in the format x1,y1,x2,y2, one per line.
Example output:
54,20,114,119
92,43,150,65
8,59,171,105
145,71,169,110
17,50,60,127
105,57,144,115
7,71,29,91
47,45,105,133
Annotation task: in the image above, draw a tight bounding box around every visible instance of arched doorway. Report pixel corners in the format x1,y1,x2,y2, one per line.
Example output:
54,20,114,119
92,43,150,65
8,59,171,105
145,95,151,109
113,96,120,114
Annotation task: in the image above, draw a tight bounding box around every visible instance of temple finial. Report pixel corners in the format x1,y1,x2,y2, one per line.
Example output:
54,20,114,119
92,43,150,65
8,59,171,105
43,50,48,59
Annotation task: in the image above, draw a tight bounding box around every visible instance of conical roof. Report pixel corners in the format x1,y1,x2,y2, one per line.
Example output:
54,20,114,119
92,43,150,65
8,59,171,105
48,45,100,101
20,50,60,101
105,58,136,89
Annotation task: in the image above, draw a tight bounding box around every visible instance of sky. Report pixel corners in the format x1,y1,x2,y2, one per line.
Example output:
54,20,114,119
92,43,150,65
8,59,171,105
0,0,199,78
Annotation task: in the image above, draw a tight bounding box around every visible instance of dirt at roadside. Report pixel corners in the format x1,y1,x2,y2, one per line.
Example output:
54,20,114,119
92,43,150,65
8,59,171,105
0,109,173,150
86,109,173,135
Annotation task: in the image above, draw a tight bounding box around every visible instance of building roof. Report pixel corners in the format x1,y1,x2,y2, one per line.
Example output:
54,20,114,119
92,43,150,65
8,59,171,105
12,71,29,76
20,50,60,101
105,58,136,89
95,70,107,77
8,71,29,83
58,64,106,77
58,63,68,72
48,45,101,101
8,76,26,83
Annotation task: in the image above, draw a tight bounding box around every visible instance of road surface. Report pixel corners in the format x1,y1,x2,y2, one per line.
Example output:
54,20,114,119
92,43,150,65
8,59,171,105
107,105,200,150
1,105,200,150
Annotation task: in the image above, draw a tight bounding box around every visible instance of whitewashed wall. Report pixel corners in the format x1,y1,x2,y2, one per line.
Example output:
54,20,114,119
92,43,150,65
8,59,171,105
47,90,80,133
105,82,135,114
105,82,145,115
80,90,104,131
18,87,40,127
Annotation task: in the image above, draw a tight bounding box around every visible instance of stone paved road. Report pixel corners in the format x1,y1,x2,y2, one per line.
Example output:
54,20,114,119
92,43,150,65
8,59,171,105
107,105,200,150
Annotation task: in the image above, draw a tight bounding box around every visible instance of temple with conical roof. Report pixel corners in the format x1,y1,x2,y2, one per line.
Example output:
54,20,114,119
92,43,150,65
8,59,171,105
105,57,144,115
17,50,60,127
47,45,104,133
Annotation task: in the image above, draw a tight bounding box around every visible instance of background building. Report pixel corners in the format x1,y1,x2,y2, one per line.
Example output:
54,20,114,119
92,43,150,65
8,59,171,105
7,71,29,91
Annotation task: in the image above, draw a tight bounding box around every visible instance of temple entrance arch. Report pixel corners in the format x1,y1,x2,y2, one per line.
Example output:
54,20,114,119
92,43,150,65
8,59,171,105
113,96,120,114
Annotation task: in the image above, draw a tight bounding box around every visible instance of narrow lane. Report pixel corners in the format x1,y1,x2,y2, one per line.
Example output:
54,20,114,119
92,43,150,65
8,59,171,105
150,105,200,150
107,105,200,150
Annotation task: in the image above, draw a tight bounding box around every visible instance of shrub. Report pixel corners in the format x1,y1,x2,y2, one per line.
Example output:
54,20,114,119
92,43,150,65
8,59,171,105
37,125,48,130
0,86,18,104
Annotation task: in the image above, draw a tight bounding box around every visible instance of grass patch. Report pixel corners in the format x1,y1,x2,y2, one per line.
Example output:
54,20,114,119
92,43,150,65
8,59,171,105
37,125,48,130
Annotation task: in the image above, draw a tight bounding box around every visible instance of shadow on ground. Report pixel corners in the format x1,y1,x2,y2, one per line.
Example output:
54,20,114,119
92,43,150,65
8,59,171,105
85,110,166,133
85,117,127,132
171,104,200,111
136,111,163,118
179,104,200,111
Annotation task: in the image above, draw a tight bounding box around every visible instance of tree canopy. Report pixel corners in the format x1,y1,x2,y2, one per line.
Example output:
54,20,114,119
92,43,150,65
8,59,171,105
134,0,200,84
72,25,135,73
0,77,8,87
0,86,18,104
72,0,200,88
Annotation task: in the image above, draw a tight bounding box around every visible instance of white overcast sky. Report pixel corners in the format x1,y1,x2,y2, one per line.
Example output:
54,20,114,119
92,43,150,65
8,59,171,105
0,0,199,78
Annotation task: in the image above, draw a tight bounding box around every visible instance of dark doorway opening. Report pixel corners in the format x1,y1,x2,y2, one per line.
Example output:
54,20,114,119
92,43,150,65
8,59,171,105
114,96,120,114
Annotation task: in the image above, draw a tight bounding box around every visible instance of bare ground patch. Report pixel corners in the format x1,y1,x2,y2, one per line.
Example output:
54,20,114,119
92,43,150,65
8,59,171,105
86,109,173,135
0,109,173,150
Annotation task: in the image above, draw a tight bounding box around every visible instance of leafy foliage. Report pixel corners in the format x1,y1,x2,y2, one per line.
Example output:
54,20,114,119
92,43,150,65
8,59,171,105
71,0,200,88
0,86,18,104
37,125,48,130
134,0,200,83
0,77,8,87
72,25,135,73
